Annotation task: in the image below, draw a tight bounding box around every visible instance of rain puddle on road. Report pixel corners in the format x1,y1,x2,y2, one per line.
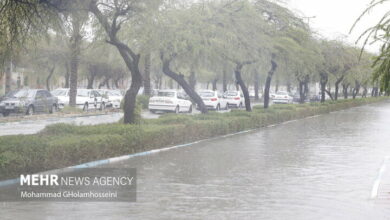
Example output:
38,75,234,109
1,101,390,219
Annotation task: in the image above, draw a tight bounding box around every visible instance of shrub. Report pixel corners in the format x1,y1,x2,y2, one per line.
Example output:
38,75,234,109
137,95,150,110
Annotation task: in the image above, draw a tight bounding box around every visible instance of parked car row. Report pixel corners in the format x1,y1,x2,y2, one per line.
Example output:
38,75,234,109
51,88,124,110
148,89,247,114
0,88,125,117
0,89,58,116
272,91,330,103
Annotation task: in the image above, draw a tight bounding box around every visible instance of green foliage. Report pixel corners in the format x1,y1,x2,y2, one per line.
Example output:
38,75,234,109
352,0,390,94
137,95,150,110
373,44,390,94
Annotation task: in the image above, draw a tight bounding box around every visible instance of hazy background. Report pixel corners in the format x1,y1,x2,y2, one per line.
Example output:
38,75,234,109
285,0,390,53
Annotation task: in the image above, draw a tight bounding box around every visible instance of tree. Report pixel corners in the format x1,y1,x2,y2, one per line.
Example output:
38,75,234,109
209,0,275,111
89,0,161,123
20,35,68,91
352,0,390,95
0,0,59,93
156,1,218,113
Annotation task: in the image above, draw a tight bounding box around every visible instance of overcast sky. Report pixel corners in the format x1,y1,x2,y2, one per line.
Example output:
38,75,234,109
284,0,389,53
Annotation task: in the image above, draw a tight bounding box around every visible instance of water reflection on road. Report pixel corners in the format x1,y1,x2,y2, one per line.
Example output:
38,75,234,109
1,101,390,219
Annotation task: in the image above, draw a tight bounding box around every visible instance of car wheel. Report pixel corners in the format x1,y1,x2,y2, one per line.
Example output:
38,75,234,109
2,111,10,117
49,105,57,114
216,104,220,111
175,106,180,114
188,105,193,113
239,103,243,108
83,103,89,112
150,110,156,114
26,105,34,116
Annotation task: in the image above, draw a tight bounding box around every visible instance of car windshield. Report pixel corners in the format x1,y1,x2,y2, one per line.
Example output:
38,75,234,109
13,90,35,98
158,91,175,97
199,91,214,97
4,90,18,98
226,91,238,96
276,92,288,95
52,90,68,96
77,90,90,97
107,90,122,96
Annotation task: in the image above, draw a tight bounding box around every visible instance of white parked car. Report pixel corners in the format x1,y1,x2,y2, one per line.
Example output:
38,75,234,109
224,90,244,108
272,91,293,104
51,88,105,111
148,90,192,114
198,90,228,111
96,89,123,109
51,88,69,109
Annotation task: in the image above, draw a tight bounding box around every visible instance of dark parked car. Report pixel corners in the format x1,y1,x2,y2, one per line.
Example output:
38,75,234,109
0,89,58,117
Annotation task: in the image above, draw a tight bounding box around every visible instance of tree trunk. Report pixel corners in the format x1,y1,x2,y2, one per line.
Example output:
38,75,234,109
46,65,56,91
372,87,379,97
264,58,277,109
5,62,11,94
362,86,367,98
254,72,260,101
299,81,304,103
342,83,349,99
90,2,144,124
99,77,109,89
334,76,344,101
106,78,111,89
320,72,328,103
64,62,70,88
212,78,218,91
223,69,227,92
286,82,292,93
23,76,28,87
189,71,196,90
143,53,151,96
17,76,21,89
87,73,96,89
234,63,251,111
162,57,207,113
298,75,309,104
352,80,361,99
114,78,120,89
69,15,82,107
304,80,309,102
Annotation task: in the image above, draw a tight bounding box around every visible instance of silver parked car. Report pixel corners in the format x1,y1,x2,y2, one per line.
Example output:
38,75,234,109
0,89,58,116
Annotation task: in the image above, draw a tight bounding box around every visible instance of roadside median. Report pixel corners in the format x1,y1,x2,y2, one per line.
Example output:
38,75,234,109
0,97,388,180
